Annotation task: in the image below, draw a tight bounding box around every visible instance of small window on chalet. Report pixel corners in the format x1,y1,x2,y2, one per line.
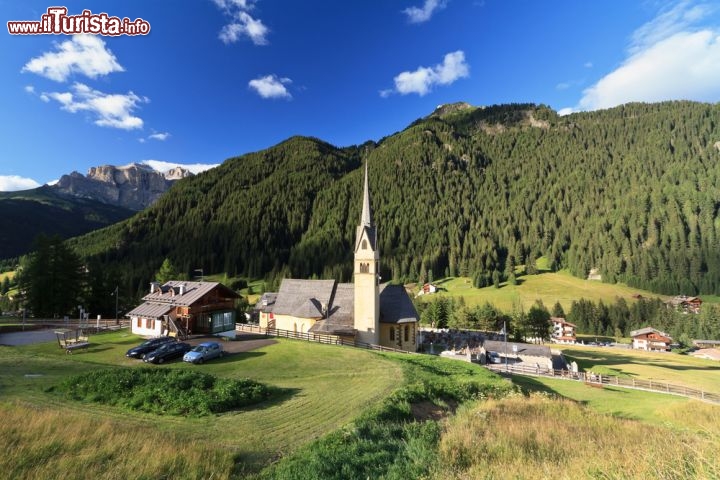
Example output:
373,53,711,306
362,239,367,250
389,328,395,341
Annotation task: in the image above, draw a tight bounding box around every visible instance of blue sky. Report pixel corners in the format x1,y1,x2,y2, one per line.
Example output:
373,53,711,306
2,0,720,190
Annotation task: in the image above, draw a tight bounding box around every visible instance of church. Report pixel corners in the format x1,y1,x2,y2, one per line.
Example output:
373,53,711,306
257,164,418,352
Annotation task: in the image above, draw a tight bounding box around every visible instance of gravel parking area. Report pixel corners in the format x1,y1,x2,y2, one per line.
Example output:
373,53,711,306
185,332,277,354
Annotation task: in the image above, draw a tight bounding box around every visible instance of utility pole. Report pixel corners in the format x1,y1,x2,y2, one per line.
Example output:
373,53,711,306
114,285,119,325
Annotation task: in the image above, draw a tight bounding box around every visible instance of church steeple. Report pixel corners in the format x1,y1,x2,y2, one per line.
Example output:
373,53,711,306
354,161,380,345
360,162,372,228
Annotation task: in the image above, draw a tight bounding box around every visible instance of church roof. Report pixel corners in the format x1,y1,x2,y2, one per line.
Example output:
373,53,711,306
379,284,418,324
308,282,356,335
273,279,336,318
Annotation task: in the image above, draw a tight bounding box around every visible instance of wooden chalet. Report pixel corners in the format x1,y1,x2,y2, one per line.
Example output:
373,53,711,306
666,295,702,314
127,281,239,339
630,327,673,352
550,317,577,344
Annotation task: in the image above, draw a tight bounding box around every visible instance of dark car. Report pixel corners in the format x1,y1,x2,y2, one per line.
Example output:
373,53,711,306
125,336,175,359
143,342,192,364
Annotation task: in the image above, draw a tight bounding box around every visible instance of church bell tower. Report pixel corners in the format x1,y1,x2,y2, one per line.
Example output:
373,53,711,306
354,163,380,344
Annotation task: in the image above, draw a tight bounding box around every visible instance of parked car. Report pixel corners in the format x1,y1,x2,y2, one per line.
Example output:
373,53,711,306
487,351,502,364
126,336,175,359
183,341,224,364
143,342,192,364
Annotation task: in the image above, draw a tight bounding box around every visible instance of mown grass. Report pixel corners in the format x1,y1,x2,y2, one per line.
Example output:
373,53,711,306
558,344,720,395
0,332,402,477
256,353,515,480
434,394,720,480
424,271,668,311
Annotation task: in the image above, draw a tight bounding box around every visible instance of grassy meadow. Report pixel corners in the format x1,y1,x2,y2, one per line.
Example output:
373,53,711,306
0,331,402,478
419,270,669,312
2,329,720,479
558,344,720,395
434,393,720,480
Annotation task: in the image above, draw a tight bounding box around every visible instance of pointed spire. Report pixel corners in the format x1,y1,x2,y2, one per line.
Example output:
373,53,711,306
360,162,372,227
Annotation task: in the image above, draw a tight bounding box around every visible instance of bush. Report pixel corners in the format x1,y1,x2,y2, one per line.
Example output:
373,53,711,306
50,368,275,416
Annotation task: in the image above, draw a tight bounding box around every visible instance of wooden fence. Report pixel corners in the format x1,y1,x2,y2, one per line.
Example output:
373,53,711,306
487,363,720,404
235,323,415,354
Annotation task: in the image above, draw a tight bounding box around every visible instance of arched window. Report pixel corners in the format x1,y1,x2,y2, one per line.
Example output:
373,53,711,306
362,239,367,250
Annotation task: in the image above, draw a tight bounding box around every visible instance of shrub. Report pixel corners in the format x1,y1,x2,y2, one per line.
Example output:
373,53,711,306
50,368,274,416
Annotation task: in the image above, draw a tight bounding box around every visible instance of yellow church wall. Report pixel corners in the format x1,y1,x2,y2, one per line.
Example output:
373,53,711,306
379,323,417,352
272,314,319,333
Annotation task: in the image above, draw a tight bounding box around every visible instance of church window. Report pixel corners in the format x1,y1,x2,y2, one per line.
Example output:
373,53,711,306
389,328,395,341
362,239,367,250
404,325,409,342
360,262,369,273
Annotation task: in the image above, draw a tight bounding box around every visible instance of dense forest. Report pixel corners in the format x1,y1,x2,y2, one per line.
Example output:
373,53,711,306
53,100,720,310
0,186,134,259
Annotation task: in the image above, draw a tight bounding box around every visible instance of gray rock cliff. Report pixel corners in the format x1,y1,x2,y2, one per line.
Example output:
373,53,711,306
52,163,193,211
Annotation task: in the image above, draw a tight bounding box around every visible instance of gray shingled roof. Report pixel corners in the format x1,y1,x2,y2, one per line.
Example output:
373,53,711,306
272,279,336,318
127,303,173,319
309,283,356,335
483,340,552,359
254,292,278,313
379,284,418,324
142,281,239,306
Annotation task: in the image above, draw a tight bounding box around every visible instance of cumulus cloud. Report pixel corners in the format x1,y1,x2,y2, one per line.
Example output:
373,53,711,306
148,132,170,141
385,50,469,97
142,160,219,175
248,74,292,99
567,1,720,113
0,175,41,192
213,0,269,45
403,0,447,23
42,82,147,130
22,35,123,82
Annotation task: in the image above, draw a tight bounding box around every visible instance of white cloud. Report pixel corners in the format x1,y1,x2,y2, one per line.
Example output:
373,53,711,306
403,0,447,23
42,82,147,130
22,35,123,82
24,85,35,94
0,175,41,191
248,74,292,99
141,160,219,175
148,132,170,141
387,50,469,97
578,29,720,111
214,0,269,45
570,1,720,112
584,62,593,68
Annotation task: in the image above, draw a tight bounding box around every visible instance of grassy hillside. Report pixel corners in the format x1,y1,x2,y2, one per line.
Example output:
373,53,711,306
435,394,719,479
418,270,668,312
558,344,720,395
0,332,400,476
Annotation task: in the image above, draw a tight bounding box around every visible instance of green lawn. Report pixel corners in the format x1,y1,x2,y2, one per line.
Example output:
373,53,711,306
423,270,668,311
556,344,720,394
0,331,401,473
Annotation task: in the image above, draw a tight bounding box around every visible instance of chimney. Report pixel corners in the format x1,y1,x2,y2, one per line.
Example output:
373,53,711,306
150,282,160,294
179,284,186,295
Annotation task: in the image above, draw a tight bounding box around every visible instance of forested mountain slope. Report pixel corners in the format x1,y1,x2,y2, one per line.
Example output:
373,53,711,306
71,101,720,298
0,186,134,259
